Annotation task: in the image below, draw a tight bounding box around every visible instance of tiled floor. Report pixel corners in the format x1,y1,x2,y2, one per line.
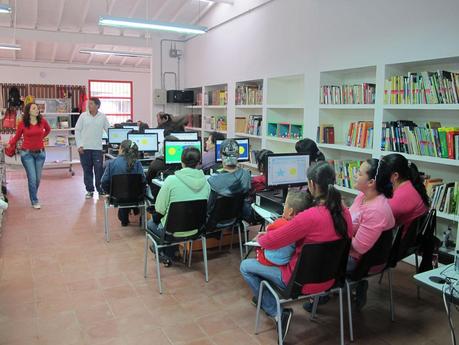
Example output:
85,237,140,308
0,166,455,345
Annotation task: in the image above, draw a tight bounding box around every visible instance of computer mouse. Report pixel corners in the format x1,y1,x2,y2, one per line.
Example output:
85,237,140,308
429,276,447,284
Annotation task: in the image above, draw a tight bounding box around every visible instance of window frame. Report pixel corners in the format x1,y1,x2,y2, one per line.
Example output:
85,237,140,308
88,80,133,122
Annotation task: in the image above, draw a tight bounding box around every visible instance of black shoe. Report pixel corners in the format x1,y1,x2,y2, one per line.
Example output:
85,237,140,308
355,280,369,311
251,296,258,307
121,221,128,227
277,308,293,343
302,295,330,313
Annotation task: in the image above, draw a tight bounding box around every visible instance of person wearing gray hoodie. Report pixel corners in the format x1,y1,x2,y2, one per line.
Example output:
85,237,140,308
147,146,211,265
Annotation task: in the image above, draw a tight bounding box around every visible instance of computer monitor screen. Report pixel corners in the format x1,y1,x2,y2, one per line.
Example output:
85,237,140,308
108,128,132,145
170,132,198,141
123,125,139,131
144,128,165,143
265,154,309,188
127,133,158,153
164,140,202,165
215,138,250,162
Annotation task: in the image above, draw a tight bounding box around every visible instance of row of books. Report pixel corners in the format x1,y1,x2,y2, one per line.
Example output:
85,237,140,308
186,114,202,129
43,135,68,147
196,92,202,106
384,71,459,104
235,85,263,105
320,83,376,104
381,121,459,160
235,115,262,136
204,90,227,106
425,179,458,216
346,121,374,149
329,160,362,189
317,124,335,144
204,116,227,131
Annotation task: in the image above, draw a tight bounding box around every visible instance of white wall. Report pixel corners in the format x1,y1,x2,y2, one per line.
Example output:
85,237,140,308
0,63,152,124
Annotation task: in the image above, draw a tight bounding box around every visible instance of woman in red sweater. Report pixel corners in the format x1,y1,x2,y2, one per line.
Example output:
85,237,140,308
8,103,51,209
382,154,429,237
240,161,352,342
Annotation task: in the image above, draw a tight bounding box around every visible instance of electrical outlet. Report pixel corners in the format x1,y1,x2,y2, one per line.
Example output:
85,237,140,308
154,89,166,105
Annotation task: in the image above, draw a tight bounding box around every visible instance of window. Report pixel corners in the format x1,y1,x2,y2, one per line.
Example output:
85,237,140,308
88,80,133,125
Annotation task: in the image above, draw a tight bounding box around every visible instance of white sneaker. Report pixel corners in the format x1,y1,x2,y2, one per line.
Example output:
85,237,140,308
32,203,41,209
85,192,94,199
0,198,8,210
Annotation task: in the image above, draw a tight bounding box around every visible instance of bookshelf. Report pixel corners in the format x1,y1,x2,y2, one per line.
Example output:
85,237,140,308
202,84,228,134
234,79,263,143
183,87,203,131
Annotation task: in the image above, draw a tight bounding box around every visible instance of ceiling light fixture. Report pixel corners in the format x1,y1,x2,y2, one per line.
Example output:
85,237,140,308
99,16,208,35
200,0,234,4
0,4,11,13
79,48,151,58
0,43,21,51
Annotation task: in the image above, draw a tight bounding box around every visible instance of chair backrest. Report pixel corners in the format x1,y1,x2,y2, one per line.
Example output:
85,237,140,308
206,192,246,230
283,238,351,299
349,227,398,281
109,174,145,206
163,199,208,240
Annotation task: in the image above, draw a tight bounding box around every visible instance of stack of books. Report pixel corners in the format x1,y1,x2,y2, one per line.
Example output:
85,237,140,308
384,71,459,104
235,85,263,105
317,124,335,144
346,121,373,148
204,116,227,131
204,89,227,106
320,83,376,104
186,114,202,128
246,115,262,136
425,178,459,215
329,160,363,189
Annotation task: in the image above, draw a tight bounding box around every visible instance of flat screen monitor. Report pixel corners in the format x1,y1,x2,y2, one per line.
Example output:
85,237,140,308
170,132,198,141
127,133,159,153
144,128,165,143
164,140,202,165
215,138,250,162
265,153,309,188
123,125,139,131
108,128,132,145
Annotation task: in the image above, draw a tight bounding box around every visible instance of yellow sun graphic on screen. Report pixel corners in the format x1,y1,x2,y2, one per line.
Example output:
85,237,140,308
168,147,177,156
239,146,245,155
140,139,149,145
289,167,297,176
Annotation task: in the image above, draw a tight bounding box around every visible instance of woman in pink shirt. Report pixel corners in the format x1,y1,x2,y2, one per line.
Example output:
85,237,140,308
348,158,395,309
240,162,352,342
382,154,429,237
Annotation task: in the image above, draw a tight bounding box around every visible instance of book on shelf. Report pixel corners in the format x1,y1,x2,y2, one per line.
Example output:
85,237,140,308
204,116,227,131
317,124,335,144
196,92,202,106
320,83,376,104
204,89,227,106
329,160,363,190
54,135,68,146
381,120,459,160
247,115,262,136
235,84,263,105
186,114,202,128
235,117,247,133
384,70,459,104
427,179,459,216
346,121,373,148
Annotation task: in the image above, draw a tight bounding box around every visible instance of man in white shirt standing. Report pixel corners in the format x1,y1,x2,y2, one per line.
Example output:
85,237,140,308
75,97,110,199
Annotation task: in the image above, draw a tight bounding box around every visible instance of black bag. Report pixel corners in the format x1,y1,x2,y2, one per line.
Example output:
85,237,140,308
418,209,438,272
8,87,21,107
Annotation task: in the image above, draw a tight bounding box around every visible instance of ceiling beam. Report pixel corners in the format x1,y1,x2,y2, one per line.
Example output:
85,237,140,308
191,2,214,24
51,42,58,62
103,54,112,65
69,46,78,63
108,0,117,15
56,0,66,31
33,0,39,29
152,0,170,20
79,0,91,33
170,0,189,22
128,0,143,17
86,44,97,64
0,27,151,47
135,58,144,67
32,41,37,61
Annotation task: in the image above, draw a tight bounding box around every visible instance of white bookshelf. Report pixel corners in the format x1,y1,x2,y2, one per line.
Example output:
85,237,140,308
235,132,262,139
236,105,263,109
318,143,374,155
319,104,375,110
383,104,459,110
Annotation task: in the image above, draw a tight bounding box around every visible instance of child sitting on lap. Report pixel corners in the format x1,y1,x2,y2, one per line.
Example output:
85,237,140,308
257,190,312,266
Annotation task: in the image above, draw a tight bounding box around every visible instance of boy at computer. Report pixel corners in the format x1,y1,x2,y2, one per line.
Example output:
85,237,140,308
256,190,312,266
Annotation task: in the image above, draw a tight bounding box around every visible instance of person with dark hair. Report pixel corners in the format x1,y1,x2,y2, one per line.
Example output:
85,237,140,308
101,140,146,226
155,112,188,136
382,154,429,237
295,138,325,163
240,161,352,342
75,97,110,199
7,102,50,209
146,146,210,266
201,131,226,170
347,158,395,309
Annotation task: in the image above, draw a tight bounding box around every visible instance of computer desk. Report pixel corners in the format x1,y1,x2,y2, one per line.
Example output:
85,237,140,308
414,264,459,302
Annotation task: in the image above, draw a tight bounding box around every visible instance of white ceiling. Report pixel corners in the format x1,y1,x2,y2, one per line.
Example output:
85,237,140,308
0,0,216,70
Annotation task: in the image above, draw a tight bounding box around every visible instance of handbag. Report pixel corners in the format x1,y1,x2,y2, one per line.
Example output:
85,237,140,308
4,143,16,157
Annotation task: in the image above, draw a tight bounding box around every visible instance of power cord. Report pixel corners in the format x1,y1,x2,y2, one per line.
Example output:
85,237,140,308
441,264,458,345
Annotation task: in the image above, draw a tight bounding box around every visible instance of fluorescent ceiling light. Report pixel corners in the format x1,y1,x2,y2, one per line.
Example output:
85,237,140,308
0,4,11,13
99,16,208,35
201,0,234,4
0,43,21,51
79,49,151,58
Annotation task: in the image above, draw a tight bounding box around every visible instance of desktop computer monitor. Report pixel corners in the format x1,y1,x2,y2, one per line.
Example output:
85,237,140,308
144,128,165,143
164,140,202,165
215,138,250,163
123,125,139,131
108,128,132,145
127,133,159,153
265,153,309,190
170,132,199,141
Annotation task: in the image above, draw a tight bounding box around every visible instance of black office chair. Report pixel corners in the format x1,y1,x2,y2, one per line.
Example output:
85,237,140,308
346,226,400,342
104,174,146,242
254,239,350,345
144,199,208,294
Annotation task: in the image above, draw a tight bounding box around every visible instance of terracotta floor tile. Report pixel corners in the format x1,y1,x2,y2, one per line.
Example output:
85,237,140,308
75,302,115,328
195,311,239,337
161,322,206,343
123,328,171,345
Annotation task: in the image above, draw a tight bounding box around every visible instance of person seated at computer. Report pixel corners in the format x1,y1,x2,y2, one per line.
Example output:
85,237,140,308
382,154,429,237
201,131,226,171
346,158,395,310
256,190,312,267
101,139,146,226
207,139,251,217
240,162,352,342
136,120,150,133
295,138,325,164
155,112,188,136
146,147,210,266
